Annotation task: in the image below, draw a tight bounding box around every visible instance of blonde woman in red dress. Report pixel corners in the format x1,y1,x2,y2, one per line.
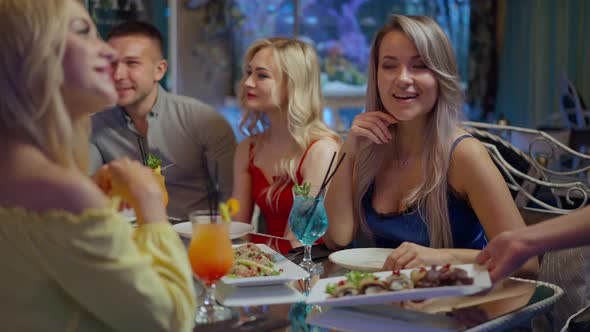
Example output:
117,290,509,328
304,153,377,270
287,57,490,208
232,38,341,254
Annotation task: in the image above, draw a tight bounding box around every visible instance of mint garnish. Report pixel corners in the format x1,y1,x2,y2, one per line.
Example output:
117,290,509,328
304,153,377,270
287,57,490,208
146,153,162,170
293,182,311,196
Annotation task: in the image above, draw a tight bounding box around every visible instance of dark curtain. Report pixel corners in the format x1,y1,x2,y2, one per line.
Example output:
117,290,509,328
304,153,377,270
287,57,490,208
467,0,498,121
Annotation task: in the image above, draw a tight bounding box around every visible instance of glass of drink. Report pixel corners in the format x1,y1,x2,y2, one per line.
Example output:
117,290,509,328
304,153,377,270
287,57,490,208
188,211,234,324
288,187,328,275
151,168,168,207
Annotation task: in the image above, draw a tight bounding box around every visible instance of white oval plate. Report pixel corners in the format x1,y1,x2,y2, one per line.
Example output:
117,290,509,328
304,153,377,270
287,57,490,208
172,221,254,240
328,248,393,272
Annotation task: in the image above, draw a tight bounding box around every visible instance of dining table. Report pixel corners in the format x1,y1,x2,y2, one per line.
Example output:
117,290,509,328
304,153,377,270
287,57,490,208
179,234,564,332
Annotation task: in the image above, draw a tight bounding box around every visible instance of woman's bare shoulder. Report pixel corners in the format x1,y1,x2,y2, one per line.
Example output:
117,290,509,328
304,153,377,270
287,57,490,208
308,137,341,155
234,136,254,169
300,138,342,177
450,131,489,165
449,130,498,192
236,136,253,154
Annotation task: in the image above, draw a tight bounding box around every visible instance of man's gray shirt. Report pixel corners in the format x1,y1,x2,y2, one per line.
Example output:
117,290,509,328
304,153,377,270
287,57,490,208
90,85,236,219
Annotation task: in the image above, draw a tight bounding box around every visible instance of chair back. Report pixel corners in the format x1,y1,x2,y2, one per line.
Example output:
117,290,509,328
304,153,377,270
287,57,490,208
463,121,590,213
466,121,590,329
559,70,588,128
538,245,590,330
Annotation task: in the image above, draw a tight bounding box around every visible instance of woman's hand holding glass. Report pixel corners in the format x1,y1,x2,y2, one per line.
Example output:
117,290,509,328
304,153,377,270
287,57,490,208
93,158,167,225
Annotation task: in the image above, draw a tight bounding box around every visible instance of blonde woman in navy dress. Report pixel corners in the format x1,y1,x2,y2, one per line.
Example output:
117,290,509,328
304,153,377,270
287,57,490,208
324,15,538,278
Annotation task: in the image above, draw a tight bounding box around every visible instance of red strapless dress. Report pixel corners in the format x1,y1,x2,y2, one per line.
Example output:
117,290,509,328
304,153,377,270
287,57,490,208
248,141,321,254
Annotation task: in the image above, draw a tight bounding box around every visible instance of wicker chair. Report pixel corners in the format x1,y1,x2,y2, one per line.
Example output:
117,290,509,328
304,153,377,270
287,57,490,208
559,70,590,129
464,121,590,330
463,121,590,213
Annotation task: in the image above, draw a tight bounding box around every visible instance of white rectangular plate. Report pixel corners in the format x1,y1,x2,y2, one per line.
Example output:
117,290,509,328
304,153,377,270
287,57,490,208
306,264,491,307
221,244,310,287
217,282,306,307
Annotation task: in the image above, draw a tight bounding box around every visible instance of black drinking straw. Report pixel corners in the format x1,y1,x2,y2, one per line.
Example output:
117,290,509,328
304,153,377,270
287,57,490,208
137,136,148,166
214,161,219,222
303,151,347,220
319,152,337,194
322,152,347,189
201,152,215,221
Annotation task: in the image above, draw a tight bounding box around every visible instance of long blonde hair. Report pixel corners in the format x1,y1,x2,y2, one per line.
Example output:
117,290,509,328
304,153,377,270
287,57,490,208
355,15,463,248
238,37,341,206
0,0,90,172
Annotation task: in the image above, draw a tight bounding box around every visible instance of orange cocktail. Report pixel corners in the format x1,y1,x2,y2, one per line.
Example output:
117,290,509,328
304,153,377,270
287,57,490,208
188,211,234,324
152,167,168,207
188,221,234,285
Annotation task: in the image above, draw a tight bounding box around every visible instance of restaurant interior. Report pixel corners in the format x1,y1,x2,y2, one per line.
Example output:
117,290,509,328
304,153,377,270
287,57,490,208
79,0,590,331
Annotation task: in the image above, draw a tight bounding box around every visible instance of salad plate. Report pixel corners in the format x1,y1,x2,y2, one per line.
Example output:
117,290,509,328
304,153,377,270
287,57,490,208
221,244,310,287
306,264,491,307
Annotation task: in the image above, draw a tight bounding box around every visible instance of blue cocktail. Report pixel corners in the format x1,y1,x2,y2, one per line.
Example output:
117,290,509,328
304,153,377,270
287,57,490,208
288,189,328,274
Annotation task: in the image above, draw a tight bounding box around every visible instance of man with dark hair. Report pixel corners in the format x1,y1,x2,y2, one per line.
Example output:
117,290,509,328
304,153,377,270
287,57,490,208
90,21,236,220
107,20,165,58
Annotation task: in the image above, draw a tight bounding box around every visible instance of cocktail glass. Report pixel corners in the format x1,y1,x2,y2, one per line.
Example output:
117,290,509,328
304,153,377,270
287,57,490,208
288,188,328,275
152,167,168,206
188,211,234,324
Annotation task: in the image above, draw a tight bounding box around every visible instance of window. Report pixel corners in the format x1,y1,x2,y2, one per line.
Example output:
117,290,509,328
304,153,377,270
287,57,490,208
231,0,471,97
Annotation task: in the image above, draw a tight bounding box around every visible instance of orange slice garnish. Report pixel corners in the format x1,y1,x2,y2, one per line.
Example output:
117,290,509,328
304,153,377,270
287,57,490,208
226,198,240,216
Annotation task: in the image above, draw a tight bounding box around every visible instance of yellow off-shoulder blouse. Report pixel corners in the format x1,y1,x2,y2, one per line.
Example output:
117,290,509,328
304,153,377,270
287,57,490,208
0,201,196,332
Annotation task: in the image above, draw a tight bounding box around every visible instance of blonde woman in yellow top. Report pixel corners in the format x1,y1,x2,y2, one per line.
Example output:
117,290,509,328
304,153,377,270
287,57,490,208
0,1,195,331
